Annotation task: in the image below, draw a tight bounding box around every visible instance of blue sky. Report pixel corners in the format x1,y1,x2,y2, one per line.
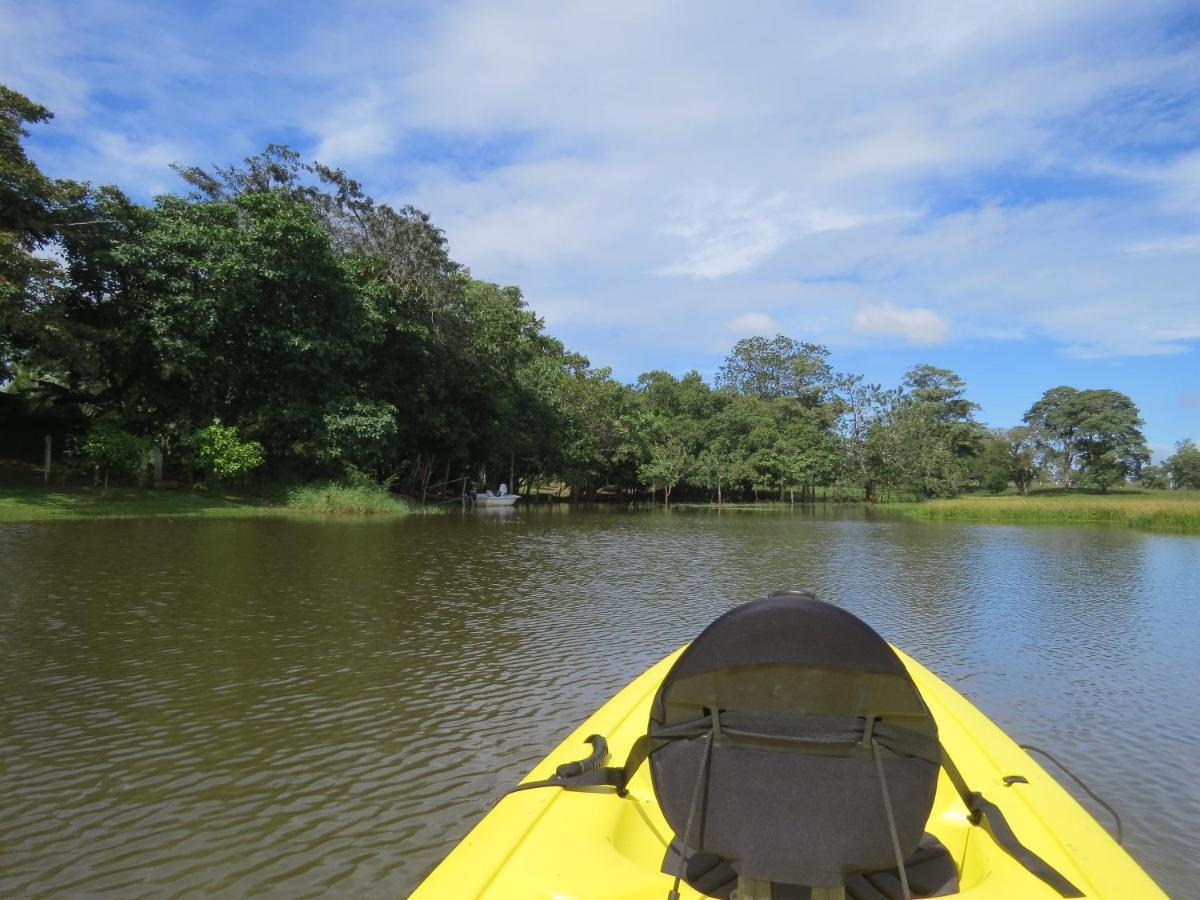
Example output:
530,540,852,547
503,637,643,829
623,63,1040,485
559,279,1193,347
3,0,1199,456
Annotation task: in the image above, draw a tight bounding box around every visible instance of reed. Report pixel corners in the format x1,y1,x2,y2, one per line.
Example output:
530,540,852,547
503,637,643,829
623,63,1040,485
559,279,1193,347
904,490,1200,533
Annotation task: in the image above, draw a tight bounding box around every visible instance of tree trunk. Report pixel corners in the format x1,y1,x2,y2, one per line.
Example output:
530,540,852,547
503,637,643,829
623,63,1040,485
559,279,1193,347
43,434,51,485
664,485,672,507
717,477,722,506
420,458,434,503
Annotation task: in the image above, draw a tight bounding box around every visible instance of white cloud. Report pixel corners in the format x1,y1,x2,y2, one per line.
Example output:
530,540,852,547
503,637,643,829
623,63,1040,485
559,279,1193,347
1123,234,1200,257
4,0,1200,367
853,303,950,344
659,191,788,278
313,87,395,164
723,313,781,336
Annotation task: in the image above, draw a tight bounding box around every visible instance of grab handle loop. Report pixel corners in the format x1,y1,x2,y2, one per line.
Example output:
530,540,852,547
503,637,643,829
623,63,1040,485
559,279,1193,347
555,734,610,779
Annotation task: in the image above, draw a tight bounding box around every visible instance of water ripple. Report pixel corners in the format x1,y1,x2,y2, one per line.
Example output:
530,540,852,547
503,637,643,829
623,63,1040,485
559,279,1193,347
0,510,1196,896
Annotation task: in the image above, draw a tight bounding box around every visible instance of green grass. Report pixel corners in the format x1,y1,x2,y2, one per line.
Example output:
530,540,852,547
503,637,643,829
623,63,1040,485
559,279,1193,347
0,482,426,522
284,482,411,516
902,488,1200,533
0,485,277,521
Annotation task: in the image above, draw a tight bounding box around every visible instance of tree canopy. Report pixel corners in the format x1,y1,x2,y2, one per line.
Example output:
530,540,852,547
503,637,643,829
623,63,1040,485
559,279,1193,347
1023,387,1150,491
0,83,1181,501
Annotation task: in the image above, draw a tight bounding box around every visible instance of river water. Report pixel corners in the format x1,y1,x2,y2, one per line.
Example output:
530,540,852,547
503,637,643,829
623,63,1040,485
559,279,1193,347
0,507,1196,897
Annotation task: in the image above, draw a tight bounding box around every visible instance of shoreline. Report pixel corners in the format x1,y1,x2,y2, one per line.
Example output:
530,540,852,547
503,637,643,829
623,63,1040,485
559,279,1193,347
1,485,1197,533
0,484,422,522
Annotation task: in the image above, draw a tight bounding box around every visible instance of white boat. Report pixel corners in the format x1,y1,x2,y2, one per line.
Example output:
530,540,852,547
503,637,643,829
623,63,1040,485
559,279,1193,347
474,484,520,507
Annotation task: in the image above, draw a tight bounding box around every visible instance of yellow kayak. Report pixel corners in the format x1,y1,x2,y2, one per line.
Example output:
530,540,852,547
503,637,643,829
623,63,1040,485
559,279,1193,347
412,596,1164,899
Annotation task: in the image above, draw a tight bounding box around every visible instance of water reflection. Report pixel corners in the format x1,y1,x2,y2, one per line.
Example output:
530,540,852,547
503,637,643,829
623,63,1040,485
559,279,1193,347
0,509,1196,896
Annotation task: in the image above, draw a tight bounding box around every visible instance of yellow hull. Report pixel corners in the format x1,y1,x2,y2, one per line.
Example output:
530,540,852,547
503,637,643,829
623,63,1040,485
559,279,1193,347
412,648,1164,899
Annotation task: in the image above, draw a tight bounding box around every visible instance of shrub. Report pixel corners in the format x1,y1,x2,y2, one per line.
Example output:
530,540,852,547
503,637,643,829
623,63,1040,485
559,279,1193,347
285,481,406,515
78,422,150,486
191,421,264,484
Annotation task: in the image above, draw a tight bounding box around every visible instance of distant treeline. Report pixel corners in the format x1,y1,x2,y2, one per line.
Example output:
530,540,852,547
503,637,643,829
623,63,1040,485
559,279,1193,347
3,84,1199,500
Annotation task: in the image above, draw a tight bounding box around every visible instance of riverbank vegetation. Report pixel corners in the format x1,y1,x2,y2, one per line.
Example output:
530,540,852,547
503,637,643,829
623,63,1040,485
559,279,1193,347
902,489,1200,533
284,482,414,516
0,481,421,521
0,484,273,521
3,83,1198,514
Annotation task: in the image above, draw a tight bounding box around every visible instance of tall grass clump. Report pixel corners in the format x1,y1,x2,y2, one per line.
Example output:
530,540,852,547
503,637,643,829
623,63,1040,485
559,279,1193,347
285,481,409,515
905,490,1200,533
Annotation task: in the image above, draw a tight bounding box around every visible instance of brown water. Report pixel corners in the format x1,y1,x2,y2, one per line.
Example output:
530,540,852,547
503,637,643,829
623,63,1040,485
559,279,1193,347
1,507,1197,897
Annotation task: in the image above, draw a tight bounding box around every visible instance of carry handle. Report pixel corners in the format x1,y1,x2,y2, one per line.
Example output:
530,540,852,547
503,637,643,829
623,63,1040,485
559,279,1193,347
555,734,610,779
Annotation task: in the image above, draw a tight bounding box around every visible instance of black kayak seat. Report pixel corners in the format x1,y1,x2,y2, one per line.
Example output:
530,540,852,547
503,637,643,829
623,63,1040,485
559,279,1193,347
648,591,948,899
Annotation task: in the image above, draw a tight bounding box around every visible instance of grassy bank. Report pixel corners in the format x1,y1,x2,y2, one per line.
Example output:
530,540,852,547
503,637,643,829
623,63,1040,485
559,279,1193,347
0,482,422,522
902,489,1200,533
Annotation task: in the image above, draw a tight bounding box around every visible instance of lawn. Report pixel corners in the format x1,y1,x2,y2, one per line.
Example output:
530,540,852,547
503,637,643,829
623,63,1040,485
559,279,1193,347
0,483,420,521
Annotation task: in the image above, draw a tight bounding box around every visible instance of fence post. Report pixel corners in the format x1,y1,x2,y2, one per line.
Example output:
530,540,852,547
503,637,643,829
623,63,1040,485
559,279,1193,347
150,446,164,487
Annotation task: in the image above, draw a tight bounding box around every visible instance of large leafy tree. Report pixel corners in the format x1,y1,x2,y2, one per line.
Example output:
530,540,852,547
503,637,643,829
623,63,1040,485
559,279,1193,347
716,334,833,404
1024,387,1148,490
1071,390,1149,490
50,189,372,460
884,365,982,498
1024,386,1084,486
0,86,62,382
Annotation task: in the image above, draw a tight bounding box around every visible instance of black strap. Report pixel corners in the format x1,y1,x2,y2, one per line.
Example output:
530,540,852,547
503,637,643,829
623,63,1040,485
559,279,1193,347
502,732,657,799
503,731,1083,899
941,746,1084,898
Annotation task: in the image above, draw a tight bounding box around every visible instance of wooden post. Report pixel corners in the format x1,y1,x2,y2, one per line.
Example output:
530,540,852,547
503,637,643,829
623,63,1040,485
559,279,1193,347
43,434,51,485
150,446,164,487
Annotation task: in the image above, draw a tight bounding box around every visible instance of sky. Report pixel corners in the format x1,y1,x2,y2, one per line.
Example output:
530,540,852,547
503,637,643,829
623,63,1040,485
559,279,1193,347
3,0,1199,456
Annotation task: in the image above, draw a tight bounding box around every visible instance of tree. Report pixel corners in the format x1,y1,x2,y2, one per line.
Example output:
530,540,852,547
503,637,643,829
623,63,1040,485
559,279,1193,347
1023,387,1148,490
558,361,639,501
1024,386,1084,487
1137,464,1170,490
189,421,264,484
696,434,735,504
833,375,895,502
639,440,693,506
1166,440,1200,490
1072,390,1149,491
974,426,1038,494
77,421,150,488
1001,426,1038,495
885,365,982,498
716,335,833,404
0,85,61,382
973,433,1013,493
35,186,374,465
